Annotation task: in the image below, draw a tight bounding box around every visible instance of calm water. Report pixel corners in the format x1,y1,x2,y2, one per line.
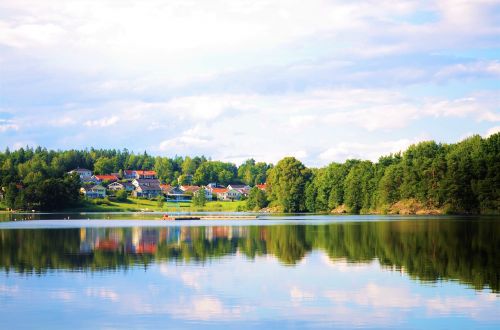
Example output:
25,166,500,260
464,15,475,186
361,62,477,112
0,214,499,329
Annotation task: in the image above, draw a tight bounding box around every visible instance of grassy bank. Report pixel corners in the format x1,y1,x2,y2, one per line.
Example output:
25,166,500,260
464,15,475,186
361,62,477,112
70,198,248,213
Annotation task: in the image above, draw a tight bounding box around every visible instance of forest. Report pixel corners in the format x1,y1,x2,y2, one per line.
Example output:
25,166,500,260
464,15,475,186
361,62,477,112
0,133,498,214
268,133,499,214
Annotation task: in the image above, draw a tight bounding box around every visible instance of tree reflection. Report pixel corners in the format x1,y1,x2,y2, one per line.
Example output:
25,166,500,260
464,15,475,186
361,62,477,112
0,219,498,291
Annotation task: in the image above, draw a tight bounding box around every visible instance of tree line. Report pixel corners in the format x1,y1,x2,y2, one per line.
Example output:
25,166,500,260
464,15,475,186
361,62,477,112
266,133,499,214
0,133,498,213
0,147,272,211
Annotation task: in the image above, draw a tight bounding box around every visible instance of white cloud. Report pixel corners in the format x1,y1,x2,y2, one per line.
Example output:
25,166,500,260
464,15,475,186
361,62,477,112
325,283,421,309
290,286,315,301
84,116,118,128
435,61,500,80
485,126,500,137
50,289,76,302
319,139,415,162
85,287,119,302
0,0,498,163
0,20,66,48
0,120,19,132
49,116,77,127
159,296,245,321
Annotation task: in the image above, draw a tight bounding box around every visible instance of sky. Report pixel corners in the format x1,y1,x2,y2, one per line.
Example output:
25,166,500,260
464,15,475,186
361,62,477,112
0,0,499,166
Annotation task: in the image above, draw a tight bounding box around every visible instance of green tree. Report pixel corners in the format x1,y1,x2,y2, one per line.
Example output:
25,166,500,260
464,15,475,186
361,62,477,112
246,187,268,210
156,195,165,208
192,190,207,207
267,157,311,212
93,157,114,174
4,183,19,209
343,161,375,213
116,190,128,202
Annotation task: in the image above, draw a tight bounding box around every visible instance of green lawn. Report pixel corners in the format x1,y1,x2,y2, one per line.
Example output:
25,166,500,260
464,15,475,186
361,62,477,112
73,198,248,212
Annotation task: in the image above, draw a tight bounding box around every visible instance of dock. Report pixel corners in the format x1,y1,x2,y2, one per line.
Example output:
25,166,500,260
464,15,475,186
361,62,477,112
162,215,259,221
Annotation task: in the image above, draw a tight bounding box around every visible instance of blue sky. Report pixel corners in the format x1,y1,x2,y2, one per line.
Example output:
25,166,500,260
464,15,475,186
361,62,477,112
0,0,499,166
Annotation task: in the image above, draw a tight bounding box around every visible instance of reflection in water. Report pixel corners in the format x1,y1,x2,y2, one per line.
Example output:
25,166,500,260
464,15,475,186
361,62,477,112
0,219,498,292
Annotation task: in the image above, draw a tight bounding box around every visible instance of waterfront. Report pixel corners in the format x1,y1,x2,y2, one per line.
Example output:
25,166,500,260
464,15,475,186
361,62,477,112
0,215,498,329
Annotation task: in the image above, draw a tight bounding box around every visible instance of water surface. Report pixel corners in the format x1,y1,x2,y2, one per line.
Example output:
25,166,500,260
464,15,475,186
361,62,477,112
0,214,498,329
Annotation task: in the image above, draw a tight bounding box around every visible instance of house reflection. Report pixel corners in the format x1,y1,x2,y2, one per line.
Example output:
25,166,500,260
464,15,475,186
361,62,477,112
79,226,250,254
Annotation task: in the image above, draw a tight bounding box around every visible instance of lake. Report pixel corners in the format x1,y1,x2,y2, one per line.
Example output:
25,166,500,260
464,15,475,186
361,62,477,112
0,214,498,329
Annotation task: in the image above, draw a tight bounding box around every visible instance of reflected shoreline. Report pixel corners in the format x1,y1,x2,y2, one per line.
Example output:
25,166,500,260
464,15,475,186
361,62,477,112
0,218,498,293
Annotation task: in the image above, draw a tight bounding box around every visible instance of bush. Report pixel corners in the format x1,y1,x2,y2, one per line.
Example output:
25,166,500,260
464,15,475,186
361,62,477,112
91,198,113,206
115,190,128,202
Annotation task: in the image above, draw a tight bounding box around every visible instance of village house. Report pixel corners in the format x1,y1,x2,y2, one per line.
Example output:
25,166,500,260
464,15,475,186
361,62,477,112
227,184,250,197
201,187,213,200
132,184,162,198
135,170,157,179
159,184,173,195
221,188,242,201
80,184,106,199
181,185,214,200
207,183,224,189
227,184,250,191
166,186,191,202
180,185,201,194
210,187,228,200
107,181,134,192
91,174,119,184
68,168,93,181
123,170,136,180
132,178,161,188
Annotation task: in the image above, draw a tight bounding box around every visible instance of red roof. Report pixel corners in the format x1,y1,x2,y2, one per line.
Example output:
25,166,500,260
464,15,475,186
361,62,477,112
95,175,119,181
181,185,201,193
136,170,156,176
257,184,267,190
160,184,172,192
211,188,228,194
136,243,157,254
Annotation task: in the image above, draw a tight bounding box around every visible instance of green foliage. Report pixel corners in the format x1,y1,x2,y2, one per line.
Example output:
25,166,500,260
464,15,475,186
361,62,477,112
0,133,498,214
192,161,238,185
246,187,268,210
93,157,115,174
1,220,497,292
156,195,165,208
115,190,128,202
267,157,312,212
192,190,207,207
266,134,499,214
343,161,374,213
238,159,271,185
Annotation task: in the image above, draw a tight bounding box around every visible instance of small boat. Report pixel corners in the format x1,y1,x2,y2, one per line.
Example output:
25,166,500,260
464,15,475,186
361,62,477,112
162,214,200,221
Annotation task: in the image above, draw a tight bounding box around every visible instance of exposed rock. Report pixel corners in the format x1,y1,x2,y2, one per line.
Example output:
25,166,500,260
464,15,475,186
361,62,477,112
388,199,443,215
331,204,348,214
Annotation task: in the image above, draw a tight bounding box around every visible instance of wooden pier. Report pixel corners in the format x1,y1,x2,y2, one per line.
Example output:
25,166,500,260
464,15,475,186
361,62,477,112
162,215,259,221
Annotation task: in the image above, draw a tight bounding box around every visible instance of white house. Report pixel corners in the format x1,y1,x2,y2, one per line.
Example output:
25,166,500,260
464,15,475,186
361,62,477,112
221,188,242,201
202,187,212,200
227,184,250,191
80,185,106,199
107,182,134,192
132,178,161,188
69,168,93,181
